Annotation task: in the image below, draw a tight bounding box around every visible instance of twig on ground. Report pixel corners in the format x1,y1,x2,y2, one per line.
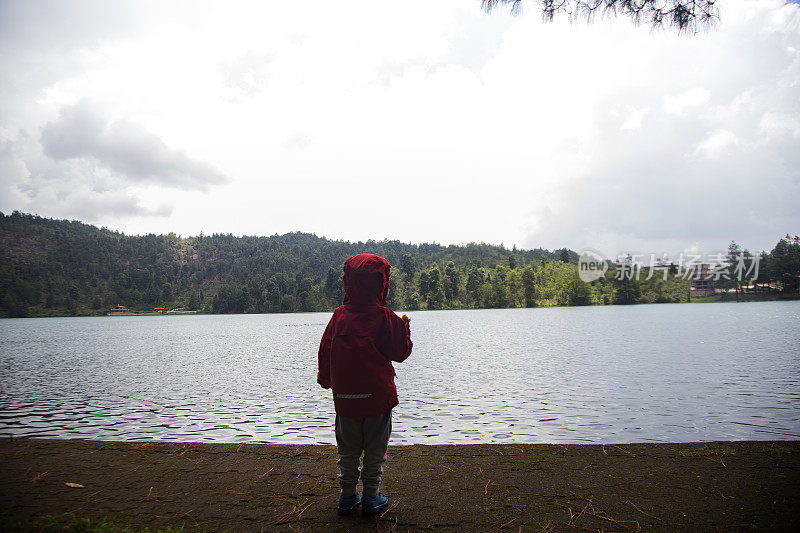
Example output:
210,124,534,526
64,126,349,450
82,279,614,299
180,510,200,527
604,477,645,487
576,502,589,521
613,445,636,457
558,504,575,522
500,517,517,528
627,500,659,520
379,498,400,517
273,498,314,525
30,471,48,482
594,511,640,531
170,444,188,455
295,500,313,519
559,525,603,531
199,489,249,495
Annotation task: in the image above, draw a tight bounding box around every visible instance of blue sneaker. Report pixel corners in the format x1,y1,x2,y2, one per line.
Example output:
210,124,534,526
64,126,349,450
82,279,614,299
337,492,361,516
362,492,388,515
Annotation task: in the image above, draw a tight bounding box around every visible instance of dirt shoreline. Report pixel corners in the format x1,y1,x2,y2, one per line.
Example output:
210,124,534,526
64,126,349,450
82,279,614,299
1,438,798,531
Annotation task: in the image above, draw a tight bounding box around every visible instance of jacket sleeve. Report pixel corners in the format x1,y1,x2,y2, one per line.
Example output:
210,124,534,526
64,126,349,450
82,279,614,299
317,316,334,389
376,310,413,363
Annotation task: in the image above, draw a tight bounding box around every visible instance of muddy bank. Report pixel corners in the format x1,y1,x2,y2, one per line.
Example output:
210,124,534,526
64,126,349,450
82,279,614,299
1,438,798,531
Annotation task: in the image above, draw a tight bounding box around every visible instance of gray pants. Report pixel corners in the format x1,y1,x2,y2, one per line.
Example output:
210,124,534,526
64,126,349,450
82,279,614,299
335,410,392,497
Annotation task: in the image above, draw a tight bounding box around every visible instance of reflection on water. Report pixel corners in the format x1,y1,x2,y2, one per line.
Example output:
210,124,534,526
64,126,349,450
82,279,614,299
1,301,799,444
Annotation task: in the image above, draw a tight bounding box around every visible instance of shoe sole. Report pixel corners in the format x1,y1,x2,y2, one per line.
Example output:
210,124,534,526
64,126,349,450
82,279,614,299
338,499,361,516
338,502,360,516
336,504,360,516
362,502,388,515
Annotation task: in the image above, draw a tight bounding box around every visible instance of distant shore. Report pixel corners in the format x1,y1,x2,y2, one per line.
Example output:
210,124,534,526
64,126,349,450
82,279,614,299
4,292,800,320
2,438,798,531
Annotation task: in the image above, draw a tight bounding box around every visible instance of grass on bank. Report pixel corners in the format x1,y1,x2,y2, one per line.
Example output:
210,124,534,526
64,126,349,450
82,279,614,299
690,292,800,303
11,515,184,533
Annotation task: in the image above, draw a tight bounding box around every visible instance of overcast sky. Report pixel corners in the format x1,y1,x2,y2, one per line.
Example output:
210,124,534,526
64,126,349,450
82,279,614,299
1,0,798,258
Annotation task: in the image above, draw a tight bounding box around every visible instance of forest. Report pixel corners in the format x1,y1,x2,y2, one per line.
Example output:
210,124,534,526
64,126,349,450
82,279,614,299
1,211,798,318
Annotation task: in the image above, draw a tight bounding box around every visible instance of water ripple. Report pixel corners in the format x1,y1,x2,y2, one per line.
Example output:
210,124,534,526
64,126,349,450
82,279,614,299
1,303,799,444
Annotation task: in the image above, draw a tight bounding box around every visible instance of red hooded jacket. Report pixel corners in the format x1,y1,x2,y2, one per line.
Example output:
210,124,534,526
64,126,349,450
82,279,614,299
317,254,413,418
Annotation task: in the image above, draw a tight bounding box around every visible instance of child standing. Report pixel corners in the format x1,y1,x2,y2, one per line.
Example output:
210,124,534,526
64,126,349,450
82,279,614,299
317,253,413,516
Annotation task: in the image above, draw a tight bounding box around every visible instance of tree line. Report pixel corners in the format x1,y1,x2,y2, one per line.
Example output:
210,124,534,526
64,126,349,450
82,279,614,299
0,211,798,318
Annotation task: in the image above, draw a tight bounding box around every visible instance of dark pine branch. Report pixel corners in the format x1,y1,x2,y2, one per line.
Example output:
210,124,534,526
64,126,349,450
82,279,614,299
482,0,719,33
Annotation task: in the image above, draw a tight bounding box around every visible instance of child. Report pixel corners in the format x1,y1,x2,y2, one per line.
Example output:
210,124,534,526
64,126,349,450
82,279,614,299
317,253,413,516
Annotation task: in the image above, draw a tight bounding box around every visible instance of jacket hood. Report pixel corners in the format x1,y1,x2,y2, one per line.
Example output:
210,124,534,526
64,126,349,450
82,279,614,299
342,254,390,306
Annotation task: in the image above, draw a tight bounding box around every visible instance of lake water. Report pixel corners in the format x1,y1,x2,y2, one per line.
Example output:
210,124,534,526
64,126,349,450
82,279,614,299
1,302,798,444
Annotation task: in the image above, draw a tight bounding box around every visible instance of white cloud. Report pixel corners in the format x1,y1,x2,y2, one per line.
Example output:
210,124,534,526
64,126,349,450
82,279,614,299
218,51,275,102
696,129,740,159
664,88,711,115
0,128,173,221
40,100,229,191
0,0,798,256
620,107,649,131
517,0,800,256
758,111,800,138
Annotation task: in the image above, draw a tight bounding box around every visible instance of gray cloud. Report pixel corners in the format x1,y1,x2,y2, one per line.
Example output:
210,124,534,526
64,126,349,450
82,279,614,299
32,186,174,221
523,85,800,256
0,1,144,127
0,131,172,222
40,101,229,191
73,193,173,220
0,1,140,52
0,3,226,224
521,5,800,257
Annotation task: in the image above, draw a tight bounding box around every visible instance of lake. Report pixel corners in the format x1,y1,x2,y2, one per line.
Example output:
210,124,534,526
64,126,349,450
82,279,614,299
1,301,798,444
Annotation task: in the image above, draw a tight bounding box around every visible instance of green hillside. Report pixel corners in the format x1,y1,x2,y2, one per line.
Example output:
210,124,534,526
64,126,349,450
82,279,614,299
0,211,797,318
